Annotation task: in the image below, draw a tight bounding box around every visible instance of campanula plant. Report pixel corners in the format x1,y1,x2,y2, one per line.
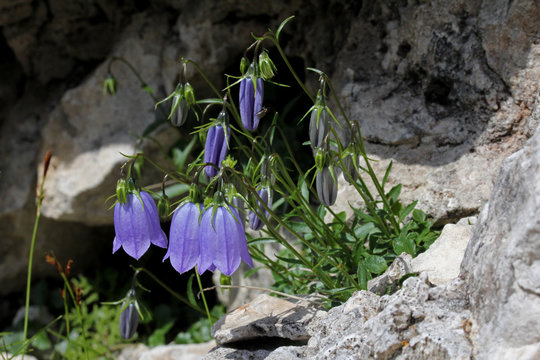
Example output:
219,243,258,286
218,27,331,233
113,179,167,260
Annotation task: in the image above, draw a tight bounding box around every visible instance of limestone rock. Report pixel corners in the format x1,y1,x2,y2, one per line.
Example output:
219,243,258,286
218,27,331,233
368,253,413,295
211,294,326,345
117,341,215,360
461,126,540,358
411,223,473,286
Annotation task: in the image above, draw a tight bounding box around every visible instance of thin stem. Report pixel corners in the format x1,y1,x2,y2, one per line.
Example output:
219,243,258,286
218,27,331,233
194,266,213,326
134,267,207,316
60,273,89,360
202,285,325,303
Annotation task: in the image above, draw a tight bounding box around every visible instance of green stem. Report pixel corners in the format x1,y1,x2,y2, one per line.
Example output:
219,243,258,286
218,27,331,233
134,267,208,316
194,266,213,326
60,274,89,360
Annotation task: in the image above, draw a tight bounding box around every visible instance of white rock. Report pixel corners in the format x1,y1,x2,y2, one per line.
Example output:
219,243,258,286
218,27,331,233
411,223,473,286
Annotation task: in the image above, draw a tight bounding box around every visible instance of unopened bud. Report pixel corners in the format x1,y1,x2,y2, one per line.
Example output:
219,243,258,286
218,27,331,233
116,178,128,204
258,51,277,80
103,74,117,95
157,195,170,220
240,57,249,75
316,167,338,206
119,302,139,340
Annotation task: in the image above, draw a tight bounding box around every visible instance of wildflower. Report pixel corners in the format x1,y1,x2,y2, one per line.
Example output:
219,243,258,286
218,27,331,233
341,154,359,184
316,166,339,206
155,82,195,127
103,73,117,95
204,112,230,178
198,205,253,276
249,187,272,230
113,191,168,260
119,302,139,339
239,77,264,131
309,106,330,149
164,202,202,274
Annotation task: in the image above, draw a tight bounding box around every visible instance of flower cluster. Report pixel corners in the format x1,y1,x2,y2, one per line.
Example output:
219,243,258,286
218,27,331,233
113,178,253,277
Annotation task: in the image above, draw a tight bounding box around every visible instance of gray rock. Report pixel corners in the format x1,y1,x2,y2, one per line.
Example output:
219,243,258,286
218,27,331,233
368,252,413,295
461,126,540,358
211,294,326,345
117,341,216,360
411,223,473,286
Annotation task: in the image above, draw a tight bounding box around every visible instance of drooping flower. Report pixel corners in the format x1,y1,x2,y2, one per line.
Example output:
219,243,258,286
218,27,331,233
239,77,264,131
119,303,139,339
316,166,339,206
341,154,359,184
164,202,202,274
113,191,168,260
119,289,140,339
249,187,272,231
204,111,230,178
155,82,195,127
198,205,253,276
309,106,330,149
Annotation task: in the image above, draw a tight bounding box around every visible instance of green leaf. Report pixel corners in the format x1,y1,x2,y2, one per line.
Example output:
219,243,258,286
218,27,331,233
287,221,312,234
357,262,368,290
275,15,295,40
399,201,417,222
187,274,197,307
393,236,416,256
148,321,174,347
354,222,380,240
364,255,388,275
386,184,402,203
412,209,426,223
381,160,393,190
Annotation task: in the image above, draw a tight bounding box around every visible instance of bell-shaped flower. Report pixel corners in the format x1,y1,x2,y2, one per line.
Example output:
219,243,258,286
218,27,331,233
198,205,253,276
113,191,168,260
119,289,140,339
155,82,195,127
309,106,330,149
164,202,202,274
204,110,230,178
341,154,359,184
248,187,272,231
239,77,264,131
316,166,339,206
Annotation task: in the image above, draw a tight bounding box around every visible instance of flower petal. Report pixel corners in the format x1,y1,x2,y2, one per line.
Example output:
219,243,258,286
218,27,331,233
166,202,201,274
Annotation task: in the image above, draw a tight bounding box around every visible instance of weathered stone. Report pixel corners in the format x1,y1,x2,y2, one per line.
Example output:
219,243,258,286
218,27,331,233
38,13,176,225
368,252,413,295
461,126,540,358
211,294,326,345
411,223,473,286
117,341,216,360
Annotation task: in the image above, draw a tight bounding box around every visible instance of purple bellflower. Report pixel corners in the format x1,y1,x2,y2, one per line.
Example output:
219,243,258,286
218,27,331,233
113,191,168,259
164,202,202,274
239,77,264,131
249,187,272,231
204,116,230,178
198,205,253,276
316,166,339,206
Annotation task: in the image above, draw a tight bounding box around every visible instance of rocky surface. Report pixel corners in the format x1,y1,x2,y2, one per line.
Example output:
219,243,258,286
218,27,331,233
117,341,216,360
202,127,540,359
411,222,474,286
211,294,325,345
0,0,538,335
461,124,540,358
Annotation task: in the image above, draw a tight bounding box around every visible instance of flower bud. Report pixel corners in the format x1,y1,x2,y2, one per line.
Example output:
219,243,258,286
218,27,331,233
258,50,276,80
239,77,264,131
309,107,330,149
204,121,230,178
316,167,338,206
116,178,128,204
249,187,272,230
240,57,249,75
157,195,170,221
314,148,327,170
103,74,117,95
119,302,139,340
341,154,359,184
